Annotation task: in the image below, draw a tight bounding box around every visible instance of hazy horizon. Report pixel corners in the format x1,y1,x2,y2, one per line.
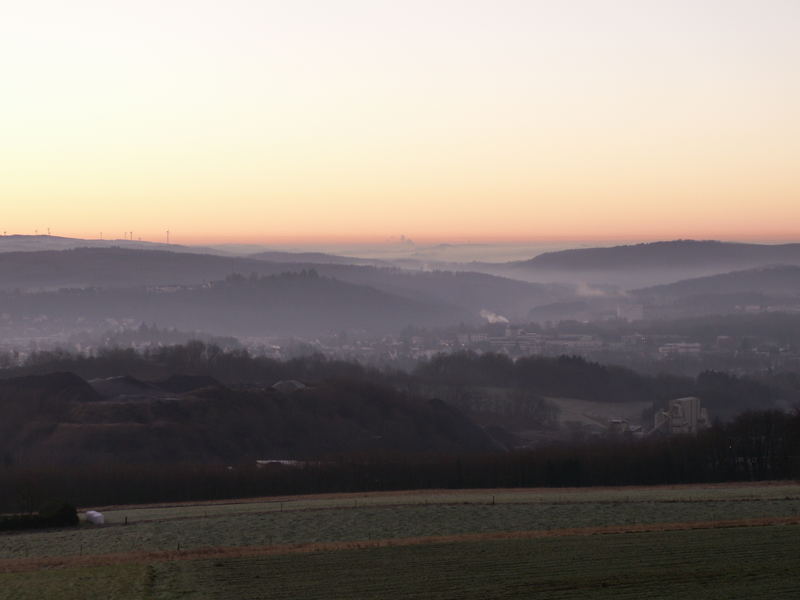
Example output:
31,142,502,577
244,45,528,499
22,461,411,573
3,232,800,264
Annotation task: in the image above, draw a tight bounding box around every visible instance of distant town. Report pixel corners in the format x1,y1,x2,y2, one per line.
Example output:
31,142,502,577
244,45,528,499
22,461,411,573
4,312,800,379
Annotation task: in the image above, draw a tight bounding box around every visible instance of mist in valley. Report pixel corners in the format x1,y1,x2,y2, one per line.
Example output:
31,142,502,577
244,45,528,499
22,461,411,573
3,235,800,466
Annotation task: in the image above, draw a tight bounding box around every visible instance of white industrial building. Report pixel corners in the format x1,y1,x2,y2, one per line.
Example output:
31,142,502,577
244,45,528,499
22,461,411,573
652,397,710,435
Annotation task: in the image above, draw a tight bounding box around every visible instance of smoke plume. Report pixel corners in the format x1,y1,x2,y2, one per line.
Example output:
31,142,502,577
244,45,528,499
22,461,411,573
480,309,509,324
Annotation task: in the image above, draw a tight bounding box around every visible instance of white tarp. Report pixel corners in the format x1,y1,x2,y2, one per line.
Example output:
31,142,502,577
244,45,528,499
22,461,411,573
85,510,105,525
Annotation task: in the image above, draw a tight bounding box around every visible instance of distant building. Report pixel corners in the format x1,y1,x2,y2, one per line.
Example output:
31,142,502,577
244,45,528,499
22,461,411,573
621,333,646,346
658,342,702,357
652,397,710,435
489,338,520,352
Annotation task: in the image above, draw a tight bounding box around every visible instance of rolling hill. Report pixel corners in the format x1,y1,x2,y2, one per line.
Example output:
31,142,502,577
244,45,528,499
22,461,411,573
633,265,800,299
0,372,500,466
0,234,226,256
0,247,568,321
248,250,388,267
0,271,460,336
518,240,800,270
509,240,800,288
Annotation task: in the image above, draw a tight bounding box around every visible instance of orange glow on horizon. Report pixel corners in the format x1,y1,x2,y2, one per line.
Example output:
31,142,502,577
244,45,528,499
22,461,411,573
13,229,799,248
2,1,799,245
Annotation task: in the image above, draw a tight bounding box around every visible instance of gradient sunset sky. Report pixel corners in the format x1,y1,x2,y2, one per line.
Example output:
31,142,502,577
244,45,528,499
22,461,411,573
2,1,799,245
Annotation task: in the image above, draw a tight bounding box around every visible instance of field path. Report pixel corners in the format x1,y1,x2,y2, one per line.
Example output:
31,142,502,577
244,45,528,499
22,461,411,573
3,515,799,574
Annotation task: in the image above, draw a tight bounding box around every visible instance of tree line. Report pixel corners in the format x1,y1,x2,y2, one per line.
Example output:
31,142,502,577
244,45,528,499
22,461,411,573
1,409,798,513
3,344,799,417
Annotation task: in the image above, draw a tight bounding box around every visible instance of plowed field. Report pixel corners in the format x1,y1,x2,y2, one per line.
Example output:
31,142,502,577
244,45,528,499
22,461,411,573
2,482,799,599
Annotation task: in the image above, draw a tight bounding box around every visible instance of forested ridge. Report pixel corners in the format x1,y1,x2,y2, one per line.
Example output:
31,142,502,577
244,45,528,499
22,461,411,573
4,344,798,417
1,343,799,510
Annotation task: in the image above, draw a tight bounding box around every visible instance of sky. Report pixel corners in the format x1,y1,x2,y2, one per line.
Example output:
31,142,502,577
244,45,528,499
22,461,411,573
1,0,799,245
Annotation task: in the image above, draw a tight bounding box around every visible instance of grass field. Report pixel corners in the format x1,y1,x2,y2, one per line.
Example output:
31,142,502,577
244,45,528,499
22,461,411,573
147,526,800,600
3,483,800,561
2,482,799,599
2,525,799,599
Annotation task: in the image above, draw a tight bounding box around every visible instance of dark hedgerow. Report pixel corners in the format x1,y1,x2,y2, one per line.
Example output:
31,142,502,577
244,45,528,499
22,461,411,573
0,500,78,531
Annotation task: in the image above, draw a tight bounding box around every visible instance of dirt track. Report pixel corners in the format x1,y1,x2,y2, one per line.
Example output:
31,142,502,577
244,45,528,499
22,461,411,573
3,515,799,574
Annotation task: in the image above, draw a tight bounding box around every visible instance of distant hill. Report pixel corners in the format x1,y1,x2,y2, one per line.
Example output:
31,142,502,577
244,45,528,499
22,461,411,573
0,234,227,256
628,265,800,319
518,240,800,270
0,373,499,466
634,265,800,299
0,247,568,320
249,250,388,267
509,240,800,288
0,271,460,336
307,266,568,319
0,247,284,290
